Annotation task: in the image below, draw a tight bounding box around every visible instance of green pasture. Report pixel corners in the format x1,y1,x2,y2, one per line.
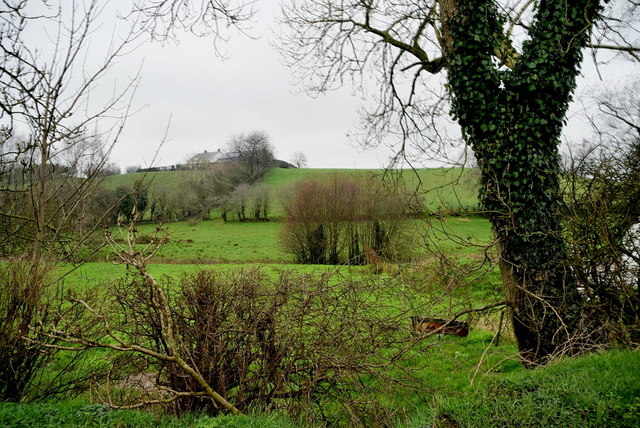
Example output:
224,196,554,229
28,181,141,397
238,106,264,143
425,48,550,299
58,262,363,290
260,167,481,218
135,220,290,263
100,167,482,220
94,214,494,264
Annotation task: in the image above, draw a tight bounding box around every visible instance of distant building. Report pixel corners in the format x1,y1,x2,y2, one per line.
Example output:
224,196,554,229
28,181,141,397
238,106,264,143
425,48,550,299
134,149,297,173
272,159,297,169
186,149,238,164
186,149,296,169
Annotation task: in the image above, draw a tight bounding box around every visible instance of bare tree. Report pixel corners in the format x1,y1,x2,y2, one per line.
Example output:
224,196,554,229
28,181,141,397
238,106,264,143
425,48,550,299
290,151,308,168
0,0,141,401
0,0,141,260
279,0,640,365
228,130,275,179
132,0,255,48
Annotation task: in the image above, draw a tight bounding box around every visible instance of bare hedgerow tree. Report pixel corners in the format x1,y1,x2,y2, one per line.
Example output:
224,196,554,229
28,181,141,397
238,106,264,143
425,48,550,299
279,0,640,366
562,79,640,345
0,0,143,401
290,151,308,168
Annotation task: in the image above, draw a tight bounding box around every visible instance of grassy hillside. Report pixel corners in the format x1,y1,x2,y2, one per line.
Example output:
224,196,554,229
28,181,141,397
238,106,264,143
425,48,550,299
100,167,482,220
261,167,481,217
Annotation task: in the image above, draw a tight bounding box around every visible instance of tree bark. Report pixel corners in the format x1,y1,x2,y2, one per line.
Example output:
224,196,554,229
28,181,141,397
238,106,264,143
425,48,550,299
440,0,603,365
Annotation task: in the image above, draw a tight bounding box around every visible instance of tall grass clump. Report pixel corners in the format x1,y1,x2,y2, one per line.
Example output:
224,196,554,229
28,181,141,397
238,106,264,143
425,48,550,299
435,350,640,427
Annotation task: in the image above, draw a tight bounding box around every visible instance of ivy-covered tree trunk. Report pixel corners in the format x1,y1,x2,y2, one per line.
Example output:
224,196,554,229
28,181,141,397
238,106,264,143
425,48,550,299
441,0,603,365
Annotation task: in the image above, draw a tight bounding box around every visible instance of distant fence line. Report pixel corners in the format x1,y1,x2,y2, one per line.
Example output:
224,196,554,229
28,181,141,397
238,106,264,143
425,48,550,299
136,159,295,173
136,163,218,173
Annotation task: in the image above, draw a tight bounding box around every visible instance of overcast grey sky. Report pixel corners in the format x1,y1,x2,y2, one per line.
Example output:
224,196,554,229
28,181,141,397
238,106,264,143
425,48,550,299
107,2,398,170
32,1,636,171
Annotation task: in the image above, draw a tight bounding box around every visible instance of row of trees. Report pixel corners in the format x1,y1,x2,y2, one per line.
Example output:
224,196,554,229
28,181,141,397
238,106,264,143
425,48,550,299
142,131,277,222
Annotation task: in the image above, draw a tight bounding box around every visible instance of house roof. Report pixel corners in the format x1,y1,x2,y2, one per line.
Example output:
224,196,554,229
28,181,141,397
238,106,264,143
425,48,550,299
186,150,296,168
187,149,236,164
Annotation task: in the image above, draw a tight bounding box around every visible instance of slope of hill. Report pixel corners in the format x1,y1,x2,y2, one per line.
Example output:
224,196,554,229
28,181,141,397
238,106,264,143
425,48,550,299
100,167,482,220
261,167,481,217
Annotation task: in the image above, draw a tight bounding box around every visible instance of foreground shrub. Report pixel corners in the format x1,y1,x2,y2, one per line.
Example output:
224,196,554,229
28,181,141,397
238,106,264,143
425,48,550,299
169,270,430,419
562,140,640,346
0,258,100,402
108,269,433,425
0,258,52,402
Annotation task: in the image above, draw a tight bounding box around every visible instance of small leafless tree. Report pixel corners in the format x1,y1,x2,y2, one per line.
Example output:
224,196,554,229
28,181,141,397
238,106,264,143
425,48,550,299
0,0,140,401
290,151,307,168
228,131,275,180
228,182,250,221
249,182,269,220
0,0,140,260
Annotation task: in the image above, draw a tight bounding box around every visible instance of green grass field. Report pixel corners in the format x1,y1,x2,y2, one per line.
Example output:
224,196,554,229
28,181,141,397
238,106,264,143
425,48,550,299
432,350,640,427
93,214,493,264
136,219,290,263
